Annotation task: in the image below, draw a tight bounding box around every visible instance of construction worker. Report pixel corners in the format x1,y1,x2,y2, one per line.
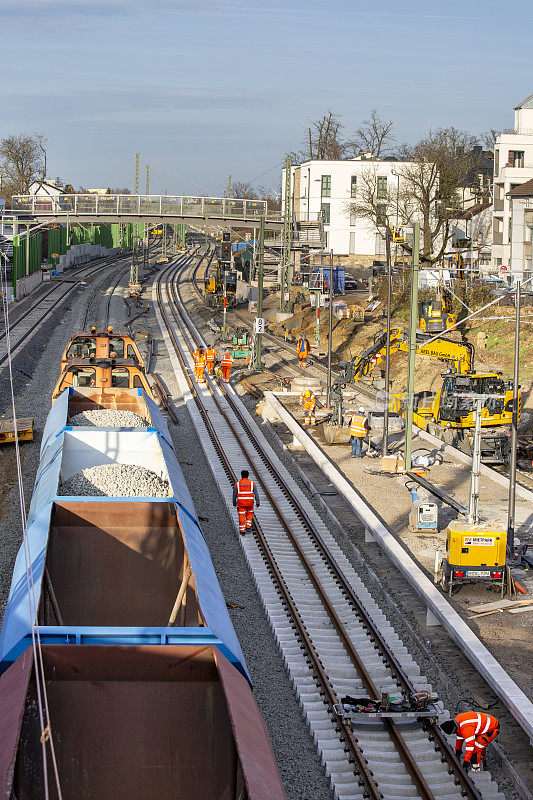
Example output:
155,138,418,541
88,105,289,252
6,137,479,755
440,713,500,771
296,335,311,366
350,406,370,458
193,347,206,384
205,345,216,375
221,350,233,382
232,469,260,535
299,388,316,426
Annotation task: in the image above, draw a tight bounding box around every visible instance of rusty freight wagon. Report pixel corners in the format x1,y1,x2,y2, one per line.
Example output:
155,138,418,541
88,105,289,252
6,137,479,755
0,644,286,800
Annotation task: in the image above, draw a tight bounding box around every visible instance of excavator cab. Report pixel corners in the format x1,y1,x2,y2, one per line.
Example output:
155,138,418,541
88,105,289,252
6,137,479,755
418,290,456,334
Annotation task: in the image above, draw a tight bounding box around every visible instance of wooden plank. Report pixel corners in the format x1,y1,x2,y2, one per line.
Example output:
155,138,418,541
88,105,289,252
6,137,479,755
508,605,533,614
467,598,531,614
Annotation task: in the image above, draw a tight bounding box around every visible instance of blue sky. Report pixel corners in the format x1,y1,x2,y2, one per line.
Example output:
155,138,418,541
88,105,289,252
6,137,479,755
2,0,533,195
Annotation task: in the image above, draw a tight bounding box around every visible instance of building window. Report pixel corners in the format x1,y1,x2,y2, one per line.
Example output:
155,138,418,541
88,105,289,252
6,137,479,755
495,149,499,176
350,175,357,198
349,232,356,254
377,176,387,199
321,175,331,197
350,208,356,226
376,204,387,227
321,203,330,224
508,150,524,168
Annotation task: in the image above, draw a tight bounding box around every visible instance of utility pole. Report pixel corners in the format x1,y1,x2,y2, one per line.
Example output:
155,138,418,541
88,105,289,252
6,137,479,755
326,250,334,407
145,164,150,195
404,222,420,471
252,216,265,371
468,399,483,525
280,155,292,312
507,280,521,555
382,227,393,456
25,224,30,277
205,216,208,253
135,152,140,195
228,174,232,199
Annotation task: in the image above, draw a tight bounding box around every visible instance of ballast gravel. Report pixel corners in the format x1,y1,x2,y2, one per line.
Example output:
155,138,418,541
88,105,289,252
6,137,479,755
59,464,172,497
69,409,146,428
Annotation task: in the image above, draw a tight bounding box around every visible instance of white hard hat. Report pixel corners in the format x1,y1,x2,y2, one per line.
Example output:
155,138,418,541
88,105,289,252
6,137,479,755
358,406,365,413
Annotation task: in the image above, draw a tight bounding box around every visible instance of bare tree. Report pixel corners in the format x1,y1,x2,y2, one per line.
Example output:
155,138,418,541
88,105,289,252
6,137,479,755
107,186,131,194
229,181,258,200
479,128,498,151
291,111,348,163
0,132,47,201
348,109,395,158
349,127,490,263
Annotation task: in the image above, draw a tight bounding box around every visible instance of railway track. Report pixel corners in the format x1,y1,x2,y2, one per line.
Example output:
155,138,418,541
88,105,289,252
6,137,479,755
0,253,131,369
155,257,504,800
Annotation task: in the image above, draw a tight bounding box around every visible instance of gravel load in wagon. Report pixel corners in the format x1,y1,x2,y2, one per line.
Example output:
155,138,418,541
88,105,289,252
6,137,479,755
58,463,172,497
69,409,146,427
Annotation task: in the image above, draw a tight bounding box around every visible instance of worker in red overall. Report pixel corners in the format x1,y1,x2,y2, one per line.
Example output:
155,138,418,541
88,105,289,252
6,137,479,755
205,346,216,375
221,350,233,382
232,469,260,535
441,713,500,771
296,335,310,366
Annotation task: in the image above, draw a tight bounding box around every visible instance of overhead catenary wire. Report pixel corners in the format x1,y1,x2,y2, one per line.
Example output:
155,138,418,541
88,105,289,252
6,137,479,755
0,257,63,800
101,153,136,190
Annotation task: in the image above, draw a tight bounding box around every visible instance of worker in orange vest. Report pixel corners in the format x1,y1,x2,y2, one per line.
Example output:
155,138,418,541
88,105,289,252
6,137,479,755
232,469,260,535
221,350,233,382
205,345,216,375
193,347,206,384
296,335,310,366
441,713,500,771
350,406,370,458
299,388,316,425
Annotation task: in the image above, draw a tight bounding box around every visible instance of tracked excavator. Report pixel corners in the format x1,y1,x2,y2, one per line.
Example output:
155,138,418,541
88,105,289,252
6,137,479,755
337,328,520,464
418,287,456,334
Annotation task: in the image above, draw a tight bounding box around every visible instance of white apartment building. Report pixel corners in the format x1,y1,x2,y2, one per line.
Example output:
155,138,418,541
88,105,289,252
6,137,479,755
507,179,533,281
283,157,414,264
492,94,533,274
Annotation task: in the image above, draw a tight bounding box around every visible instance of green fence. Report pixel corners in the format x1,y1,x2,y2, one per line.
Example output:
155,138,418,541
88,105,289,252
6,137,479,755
12,232,43,290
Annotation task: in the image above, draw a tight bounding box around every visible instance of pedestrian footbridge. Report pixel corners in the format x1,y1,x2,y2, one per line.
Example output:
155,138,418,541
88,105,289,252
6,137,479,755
12,194,283,230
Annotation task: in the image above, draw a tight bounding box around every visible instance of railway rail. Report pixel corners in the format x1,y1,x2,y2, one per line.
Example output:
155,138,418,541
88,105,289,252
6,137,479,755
155,256,503,800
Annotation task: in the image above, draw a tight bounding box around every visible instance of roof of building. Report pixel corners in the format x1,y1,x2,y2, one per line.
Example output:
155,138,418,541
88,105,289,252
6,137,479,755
29,179,67,196
507,178,533,197
515,93,533,110
452,200,492,219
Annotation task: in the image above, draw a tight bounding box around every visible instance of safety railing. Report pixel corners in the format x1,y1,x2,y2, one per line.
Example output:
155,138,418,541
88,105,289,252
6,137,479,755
11,194,281,220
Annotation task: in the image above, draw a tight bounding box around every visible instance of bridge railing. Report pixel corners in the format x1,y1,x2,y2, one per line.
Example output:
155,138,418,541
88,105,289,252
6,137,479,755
12,194,277,220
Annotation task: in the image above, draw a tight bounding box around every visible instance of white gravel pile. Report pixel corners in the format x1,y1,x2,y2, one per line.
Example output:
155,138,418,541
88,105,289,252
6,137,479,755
69,409,146,428
59,463,172,497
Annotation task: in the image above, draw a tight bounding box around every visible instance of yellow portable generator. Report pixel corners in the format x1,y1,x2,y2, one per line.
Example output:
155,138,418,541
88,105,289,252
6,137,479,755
441,521,506,595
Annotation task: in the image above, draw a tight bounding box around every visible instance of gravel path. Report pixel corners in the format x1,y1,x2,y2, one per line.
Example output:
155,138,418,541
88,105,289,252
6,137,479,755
69,409,146,427
59,463,171,497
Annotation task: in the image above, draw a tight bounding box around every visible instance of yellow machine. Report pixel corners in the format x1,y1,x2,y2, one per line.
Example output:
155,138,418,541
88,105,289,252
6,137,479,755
418,288,456,334
345,328,519,464
61,327,145,370
0,418,34,444
440,521,506,595
53,358,154,401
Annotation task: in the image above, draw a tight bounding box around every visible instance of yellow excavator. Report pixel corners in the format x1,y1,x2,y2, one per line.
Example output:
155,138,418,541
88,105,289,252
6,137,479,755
342,328,519,464
418,288,456,334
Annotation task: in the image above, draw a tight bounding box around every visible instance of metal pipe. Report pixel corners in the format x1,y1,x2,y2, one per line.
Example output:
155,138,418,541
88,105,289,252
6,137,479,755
383,228,392,456
326,250,334,407
168,559,192,626
507,280,520,554
468,399,483,525
404,222,420,471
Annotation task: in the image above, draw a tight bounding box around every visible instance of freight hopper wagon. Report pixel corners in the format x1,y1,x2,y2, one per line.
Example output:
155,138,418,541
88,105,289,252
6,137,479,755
60,326,146,371
0,644,285,800
0,387,286,799
0,387,247,674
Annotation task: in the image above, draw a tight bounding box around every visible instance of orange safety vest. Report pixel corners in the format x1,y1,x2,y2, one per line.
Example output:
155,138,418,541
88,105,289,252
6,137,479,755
236,478,255,505
206,347,216,362
297,338,310,356
196,352,206,367
221,352,233,367
350,414,367,437
455,713,499,762
300,390,316,409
